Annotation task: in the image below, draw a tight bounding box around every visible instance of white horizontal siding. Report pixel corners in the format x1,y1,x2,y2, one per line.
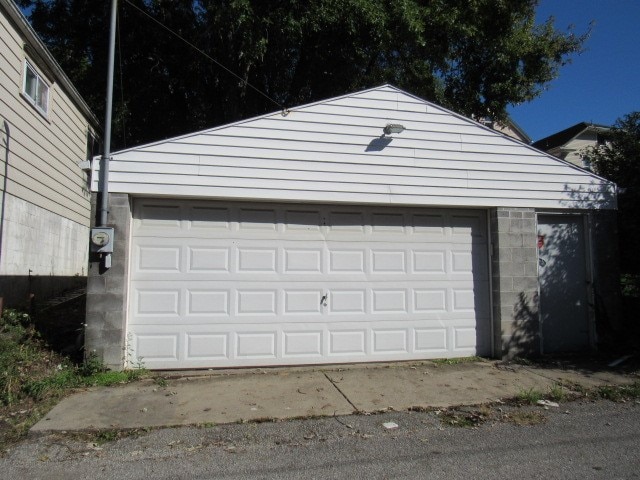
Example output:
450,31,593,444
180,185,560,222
116,148,583,176
108,171,610,199
94,85,616,210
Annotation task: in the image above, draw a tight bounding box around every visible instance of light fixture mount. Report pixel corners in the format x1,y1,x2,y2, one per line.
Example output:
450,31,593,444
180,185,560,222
383,123,405,135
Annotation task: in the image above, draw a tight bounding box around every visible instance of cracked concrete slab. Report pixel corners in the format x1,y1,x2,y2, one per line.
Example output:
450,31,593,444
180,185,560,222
323,362,559,411
32,371,353,432
30,360,637,432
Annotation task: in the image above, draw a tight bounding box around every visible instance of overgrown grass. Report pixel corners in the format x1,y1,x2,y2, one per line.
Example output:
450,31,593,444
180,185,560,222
516,387,545,405
547,383,569,402
0,309,146,451
594,382,640,402
516,383,572,405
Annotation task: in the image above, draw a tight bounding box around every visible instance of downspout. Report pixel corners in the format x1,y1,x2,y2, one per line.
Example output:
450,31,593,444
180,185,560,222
0,119,9,313
98,0,118,268
0,119,9,267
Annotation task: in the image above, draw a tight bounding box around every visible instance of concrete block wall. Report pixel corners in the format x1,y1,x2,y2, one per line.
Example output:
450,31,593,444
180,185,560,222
85,193,131,370
490,207,540,358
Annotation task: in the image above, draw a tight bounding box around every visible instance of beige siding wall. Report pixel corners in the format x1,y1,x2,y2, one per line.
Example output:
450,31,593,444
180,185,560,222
0,8,93,279
0,10,91,227
561,131,600,167
493,122,528,144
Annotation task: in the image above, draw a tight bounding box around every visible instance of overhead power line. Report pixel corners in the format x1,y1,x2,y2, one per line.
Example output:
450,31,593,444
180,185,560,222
122,0,286,112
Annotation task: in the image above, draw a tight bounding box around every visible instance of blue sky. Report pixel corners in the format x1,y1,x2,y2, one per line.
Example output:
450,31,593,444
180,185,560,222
508,0,640,141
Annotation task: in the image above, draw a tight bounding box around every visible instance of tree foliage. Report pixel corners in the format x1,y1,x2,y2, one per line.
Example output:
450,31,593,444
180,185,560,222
589,112,640,276
19,0,587,149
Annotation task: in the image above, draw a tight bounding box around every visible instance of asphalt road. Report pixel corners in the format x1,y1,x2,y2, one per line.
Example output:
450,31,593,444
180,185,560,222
3,400,639,479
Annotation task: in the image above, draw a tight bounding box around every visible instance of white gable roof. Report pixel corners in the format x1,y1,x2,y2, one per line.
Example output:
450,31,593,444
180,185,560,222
93,85,616,210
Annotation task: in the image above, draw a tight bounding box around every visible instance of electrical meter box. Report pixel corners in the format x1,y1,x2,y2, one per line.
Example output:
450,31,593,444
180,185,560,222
90,227,114,253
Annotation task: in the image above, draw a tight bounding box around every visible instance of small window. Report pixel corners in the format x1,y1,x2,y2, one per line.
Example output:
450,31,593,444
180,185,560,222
23,61,49,116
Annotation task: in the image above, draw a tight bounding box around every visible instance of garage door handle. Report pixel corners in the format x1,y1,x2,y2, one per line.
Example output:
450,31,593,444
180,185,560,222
321,294,328,306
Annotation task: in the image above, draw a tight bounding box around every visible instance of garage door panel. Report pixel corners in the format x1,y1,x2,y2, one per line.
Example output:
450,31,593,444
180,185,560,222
329,330,367,356
135,245,182,273
134,289,181,316
188,290,229,315
237,248,278,273
414,327,449,353
186,333,229,360
284,290,324,314
128,282,488,323
372,329,409,354
188,247,230,273
129,317,487,368
284,249,323,273
283,331,324,357
134,333,179,364
236,332,278,359
131,254,476,283
128,200,490,368
137,204,182,229
187,205,231,229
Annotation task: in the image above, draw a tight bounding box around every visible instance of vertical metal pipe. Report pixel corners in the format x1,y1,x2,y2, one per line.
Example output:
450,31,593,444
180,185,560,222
99,0,118,227
0,120,10,275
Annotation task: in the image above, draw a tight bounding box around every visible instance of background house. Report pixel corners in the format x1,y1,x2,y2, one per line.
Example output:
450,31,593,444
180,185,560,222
85,85,619,369
493,119,531,144
532,122,610,170
0,0,100,308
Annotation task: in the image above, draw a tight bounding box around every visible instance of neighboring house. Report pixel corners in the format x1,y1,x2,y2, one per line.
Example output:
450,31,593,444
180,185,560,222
0,0,100,308
474,116,531,144
492,118,531,144
85,85,618,370
532,122,610,170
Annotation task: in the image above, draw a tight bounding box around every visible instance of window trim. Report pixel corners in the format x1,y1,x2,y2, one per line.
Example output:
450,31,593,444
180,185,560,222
22,60,50,118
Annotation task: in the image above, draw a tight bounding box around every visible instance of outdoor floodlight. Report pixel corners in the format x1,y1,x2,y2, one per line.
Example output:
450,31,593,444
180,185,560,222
383,124,406,135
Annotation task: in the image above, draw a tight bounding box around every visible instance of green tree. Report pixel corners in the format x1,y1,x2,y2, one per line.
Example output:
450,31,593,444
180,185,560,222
19,0,587,149
589,113,640,285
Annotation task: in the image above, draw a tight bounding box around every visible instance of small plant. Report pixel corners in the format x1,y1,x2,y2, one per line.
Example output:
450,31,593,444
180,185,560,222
78,352,108,376
94,429,119,444
547,384,568,402
517,388,544,405
154,376,168,387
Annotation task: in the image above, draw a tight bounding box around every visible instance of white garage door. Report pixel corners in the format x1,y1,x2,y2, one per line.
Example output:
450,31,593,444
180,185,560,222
128,200,491,369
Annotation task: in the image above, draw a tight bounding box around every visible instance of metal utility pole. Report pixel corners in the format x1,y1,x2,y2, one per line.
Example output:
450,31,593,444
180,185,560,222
92,0,118,270
100,0,117,227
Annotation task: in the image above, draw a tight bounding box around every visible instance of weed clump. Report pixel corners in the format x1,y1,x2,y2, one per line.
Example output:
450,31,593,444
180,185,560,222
594,382,640,402
516,388,545,405
0,309,146,451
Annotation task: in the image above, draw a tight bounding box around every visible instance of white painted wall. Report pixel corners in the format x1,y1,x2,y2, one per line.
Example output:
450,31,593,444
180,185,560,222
0,193,88,276
94,85,616,211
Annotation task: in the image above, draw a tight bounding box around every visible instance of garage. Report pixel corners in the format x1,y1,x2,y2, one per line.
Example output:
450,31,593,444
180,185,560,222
86,84,617,370
128,199,491,369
